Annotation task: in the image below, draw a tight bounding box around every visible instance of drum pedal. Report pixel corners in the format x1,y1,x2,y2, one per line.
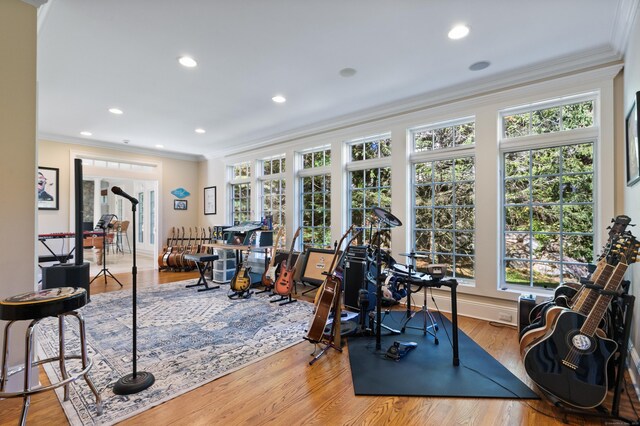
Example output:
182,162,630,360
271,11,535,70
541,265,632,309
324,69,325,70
385,341,417,361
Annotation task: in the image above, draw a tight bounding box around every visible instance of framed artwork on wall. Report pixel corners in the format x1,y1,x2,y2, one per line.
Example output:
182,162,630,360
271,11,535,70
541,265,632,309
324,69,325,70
626,91,640,187
37,166,59,210
204,186,217,215
174,199,188,210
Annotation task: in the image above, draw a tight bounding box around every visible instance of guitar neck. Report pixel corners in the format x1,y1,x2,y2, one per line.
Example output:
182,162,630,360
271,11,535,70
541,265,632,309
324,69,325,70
572,263,614,314
581,262,628,336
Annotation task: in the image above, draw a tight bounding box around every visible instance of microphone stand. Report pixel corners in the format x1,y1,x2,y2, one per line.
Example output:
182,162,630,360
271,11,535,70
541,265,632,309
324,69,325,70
113,199,155,394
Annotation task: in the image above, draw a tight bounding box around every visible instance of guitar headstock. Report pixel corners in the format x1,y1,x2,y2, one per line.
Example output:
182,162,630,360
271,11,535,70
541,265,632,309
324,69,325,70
609,233,640,265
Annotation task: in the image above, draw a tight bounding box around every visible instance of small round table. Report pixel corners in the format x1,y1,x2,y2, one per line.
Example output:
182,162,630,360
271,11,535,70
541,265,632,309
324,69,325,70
0,287,102,425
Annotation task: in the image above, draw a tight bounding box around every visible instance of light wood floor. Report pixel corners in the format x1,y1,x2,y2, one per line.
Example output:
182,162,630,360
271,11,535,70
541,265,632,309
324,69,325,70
1,270,638,425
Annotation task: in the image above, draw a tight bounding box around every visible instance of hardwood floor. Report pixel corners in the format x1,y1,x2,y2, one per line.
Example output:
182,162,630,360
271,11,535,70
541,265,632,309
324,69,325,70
1,270,638,425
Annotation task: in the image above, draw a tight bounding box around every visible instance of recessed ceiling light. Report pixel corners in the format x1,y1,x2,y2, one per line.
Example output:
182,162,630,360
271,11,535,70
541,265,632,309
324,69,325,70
339,67,357,77
448,24,469,40
122,139,130,144
195,128,206,134
272,95,286,103
108,107,123,115
178,56,198,68
469,61,490,71
80,131,92,136
155,144,164,149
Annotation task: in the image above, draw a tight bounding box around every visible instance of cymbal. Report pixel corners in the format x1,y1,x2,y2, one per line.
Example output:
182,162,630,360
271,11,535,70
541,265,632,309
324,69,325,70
398,252,429,258
372,207,402,227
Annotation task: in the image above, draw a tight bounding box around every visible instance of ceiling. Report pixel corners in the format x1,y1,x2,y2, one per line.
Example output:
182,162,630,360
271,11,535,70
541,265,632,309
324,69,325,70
36,0,633,159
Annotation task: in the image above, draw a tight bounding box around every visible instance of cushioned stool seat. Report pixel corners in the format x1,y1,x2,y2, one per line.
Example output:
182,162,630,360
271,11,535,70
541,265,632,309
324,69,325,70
0,287,102,425
184,253,219,292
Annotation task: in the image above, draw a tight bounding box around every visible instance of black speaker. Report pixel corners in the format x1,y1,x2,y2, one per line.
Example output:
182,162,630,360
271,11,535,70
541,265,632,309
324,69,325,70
343,259,366,310
42,263,91,300
517,294,537,335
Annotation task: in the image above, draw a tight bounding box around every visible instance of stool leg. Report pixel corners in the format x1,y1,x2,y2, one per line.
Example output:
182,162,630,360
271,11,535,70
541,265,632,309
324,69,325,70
71,312,103,415
20,320,38,426
0,320,14,391
58,315,70,401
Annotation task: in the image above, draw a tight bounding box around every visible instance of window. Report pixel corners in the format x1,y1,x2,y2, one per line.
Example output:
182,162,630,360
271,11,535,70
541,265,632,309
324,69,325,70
347,134,391,247
503,99,594,138
502,143,594,289
229,162,251,225
299,147,331,249
260,156,286,229
150,190,155,245
138,192,144,243
410,119,476,278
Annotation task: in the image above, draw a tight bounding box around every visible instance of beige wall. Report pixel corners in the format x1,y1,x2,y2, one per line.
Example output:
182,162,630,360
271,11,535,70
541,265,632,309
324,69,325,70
38,139,200,256
623,5,640,388
0,0,37,375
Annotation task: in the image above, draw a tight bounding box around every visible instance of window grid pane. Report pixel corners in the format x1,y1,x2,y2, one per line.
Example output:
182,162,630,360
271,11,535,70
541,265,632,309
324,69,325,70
502,100,594,138
231,182,251,225
261,177,285,229
413,121,475,152
502,142,594,289
348,167,391,247
299,173,331,248
302,148,331,170
349,135,391,162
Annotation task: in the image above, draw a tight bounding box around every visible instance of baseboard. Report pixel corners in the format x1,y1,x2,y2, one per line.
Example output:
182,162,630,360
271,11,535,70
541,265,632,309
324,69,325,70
406,290,518,327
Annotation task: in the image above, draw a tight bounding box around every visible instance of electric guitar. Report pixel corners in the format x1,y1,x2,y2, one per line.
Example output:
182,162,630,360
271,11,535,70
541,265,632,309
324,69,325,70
523,233,639,409
273,227,302,296
230,233,256,293
306,225,358,343
261,226,285,289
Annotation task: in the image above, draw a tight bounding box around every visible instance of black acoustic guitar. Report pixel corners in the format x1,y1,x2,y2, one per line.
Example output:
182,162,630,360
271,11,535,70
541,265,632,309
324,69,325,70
523,234,639,409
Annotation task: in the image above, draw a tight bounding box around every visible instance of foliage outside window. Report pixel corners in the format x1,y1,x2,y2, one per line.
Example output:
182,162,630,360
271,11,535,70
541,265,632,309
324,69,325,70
350,135,391,162
413,157,475,278
349,167,392,247
260,156,286,231
503,142,594,289
302,148,331,169
300,174,331,248
503,100,594,138
413,122,474,152
233,162,251,179
231,183,251,225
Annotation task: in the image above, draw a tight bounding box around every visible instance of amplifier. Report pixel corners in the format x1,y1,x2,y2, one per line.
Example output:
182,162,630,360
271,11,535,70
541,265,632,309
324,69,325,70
345,245,368,261
42,263,91,301
343,258,367,310
517,294,537,335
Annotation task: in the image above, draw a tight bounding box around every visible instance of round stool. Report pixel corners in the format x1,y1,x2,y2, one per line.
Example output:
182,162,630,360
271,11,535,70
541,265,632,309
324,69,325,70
0,287,103,425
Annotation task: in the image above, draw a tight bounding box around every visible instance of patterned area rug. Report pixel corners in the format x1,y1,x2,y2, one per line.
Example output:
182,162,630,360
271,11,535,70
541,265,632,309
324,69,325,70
38,280,313,425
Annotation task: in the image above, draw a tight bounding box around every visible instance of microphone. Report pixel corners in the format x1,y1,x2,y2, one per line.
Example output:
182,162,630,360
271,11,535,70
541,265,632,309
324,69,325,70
111,186,139,204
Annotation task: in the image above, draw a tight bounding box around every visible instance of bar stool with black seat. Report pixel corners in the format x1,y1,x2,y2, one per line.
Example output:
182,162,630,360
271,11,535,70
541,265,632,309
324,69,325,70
183,253,219,291
0,287,103,425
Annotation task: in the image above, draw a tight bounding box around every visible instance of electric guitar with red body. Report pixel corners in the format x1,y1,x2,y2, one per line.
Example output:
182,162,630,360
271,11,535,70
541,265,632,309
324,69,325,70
273,227,302,296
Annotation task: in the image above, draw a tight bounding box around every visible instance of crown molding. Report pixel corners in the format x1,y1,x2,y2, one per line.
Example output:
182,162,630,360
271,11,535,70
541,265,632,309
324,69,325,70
38,133,204,162
21,0,48,7
611,0,639,55
209,47,623,158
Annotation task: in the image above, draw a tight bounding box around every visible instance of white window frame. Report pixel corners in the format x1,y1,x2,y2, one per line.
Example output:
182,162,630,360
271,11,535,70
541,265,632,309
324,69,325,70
298,146,332,249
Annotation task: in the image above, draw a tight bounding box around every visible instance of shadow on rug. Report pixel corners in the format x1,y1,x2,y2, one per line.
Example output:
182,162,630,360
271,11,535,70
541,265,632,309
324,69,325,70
347,311,539,399
38,281,313,425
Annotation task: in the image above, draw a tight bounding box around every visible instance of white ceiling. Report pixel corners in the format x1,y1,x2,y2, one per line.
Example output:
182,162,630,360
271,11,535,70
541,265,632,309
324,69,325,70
36,0,634,159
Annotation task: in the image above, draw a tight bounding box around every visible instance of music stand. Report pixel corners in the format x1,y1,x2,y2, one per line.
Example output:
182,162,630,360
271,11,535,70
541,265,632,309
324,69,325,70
371,207,402,351
90,214,122,287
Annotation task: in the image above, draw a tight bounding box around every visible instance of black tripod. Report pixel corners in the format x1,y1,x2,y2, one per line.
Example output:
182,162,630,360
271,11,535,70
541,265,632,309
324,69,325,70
90,220,122,287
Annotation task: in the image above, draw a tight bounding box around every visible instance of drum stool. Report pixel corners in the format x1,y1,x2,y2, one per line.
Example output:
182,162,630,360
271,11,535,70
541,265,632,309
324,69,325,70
0,287,102,425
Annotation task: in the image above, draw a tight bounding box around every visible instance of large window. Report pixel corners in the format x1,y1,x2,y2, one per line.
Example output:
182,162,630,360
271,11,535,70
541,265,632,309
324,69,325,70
299,147,331,249
260,156,286,229
410,119,476,279
229,162,251,225
501,96,596,290
347,134,391,247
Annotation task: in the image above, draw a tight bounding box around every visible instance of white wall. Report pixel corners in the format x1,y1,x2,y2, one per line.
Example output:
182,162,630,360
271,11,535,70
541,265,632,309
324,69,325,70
202,64,619,324
623,3,640,393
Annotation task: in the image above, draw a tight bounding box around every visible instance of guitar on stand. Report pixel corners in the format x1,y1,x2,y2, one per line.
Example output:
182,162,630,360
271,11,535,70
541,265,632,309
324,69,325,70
305,225,360,365
229,233,256,299
158,227,175,270
271,227,302,306
259,226,285,293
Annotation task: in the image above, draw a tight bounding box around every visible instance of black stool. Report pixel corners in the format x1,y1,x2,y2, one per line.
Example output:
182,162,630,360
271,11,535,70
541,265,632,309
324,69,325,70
184,253,219,292
0,287,102,425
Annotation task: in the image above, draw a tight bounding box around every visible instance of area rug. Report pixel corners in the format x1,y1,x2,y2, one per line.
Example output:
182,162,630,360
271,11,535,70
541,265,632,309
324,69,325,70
37,280,314,425
347,311,539,399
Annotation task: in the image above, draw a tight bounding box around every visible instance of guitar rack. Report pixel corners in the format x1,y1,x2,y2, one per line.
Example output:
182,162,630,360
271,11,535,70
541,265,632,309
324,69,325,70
552,280,638,424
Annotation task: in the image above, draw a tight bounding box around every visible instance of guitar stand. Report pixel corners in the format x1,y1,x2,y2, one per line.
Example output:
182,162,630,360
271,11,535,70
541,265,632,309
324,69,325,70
270,294,296,306
90,230,123,287
228,289,252,299
308,297,343,366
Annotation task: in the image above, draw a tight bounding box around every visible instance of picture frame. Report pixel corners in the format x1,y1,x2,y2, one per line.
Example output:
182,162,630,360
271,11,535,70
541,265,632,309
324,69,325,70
174,199,188,210
37,166,59,210
204,186,217,215
626,91,640,187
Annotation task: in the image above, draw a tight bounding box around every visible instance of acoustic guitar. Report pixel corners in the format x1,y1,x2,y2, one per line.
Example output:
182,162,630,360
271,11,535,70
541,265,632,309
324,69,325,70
273,227,302,296
306,225,358,343
160,227,176,269
523,234,639,409
230,233,256,293
261,226,285,289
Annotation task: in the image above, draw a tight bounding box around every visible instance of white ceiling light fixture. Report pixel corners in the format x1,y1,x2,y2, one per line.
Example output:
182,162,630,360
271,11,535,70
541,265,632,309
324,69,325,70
178,56,198,68
448,24,470,40
195,128,206,134
80,131,92,136
155,144,164,149
272,95,286,103
108,107,123,115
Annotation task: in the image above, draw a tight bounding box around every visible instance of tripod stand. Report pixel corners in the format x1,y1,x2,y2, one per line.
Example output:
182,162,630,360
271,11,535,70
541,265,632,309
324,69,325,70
90,220,122,287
